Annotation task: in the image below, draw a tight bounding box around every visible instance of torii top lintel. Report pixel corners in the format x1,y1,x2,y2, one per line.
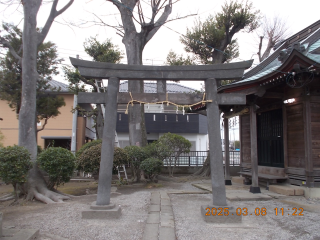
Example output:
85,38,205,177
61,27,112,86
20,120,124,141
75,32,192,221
70,58,253,81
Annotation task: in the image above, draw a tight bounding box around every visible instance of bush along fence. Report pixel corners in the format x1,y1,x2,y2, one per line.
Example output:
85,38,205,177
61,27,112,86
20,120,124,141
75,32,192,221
162,150,240,167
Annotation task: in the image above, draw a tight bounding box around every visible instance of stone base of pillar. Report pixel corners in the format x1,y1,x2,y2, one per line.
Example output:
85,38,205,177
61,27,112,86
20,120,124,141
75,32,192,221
82,201,121,219
225,180,232,185
201,205,242,223
250,186,261,194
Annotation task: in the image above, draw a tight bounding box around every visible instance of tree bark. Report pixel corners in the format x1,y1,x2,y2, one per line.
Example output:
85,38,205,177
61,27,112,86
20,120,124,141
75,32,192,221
17,0,74,204
95,104,104,139
19,0,41,161
113,0,172,147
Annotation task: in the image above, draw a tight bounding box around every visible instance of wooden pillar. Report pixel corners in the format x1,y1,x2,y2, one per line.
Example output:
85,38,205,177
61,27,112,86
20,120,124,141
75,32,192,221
224,117,232,185
205,78,227,206
303,97,314,187
96,77,120,205
282,104,288,168
249,104,261,193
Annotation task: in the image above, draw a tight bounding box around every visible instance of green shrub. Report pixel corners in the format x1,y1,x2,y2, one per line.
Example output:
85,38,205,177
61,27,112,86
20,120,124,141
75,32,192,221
37,147,76,189
76,143,129,174
76,143,101,173
113,147,129,167
124,145,148,181
37,145,43,154
0,145,32,191
140,157,163,182
76,139,102,158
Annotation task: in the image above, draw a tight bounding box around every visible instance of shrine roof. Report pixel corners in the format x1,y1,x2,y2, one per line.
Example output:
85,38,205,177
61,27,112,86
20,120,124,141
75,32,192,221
46,80,69,93
119,81,196,93
219,20,320,90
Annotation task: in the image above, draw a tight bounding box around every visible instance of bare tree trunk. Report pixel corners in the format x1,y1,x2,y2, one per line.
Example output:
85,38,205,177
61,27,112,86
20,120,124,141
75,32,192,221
19,0,40,161
95,104,104,139
123,35,148,147
17,0,73,204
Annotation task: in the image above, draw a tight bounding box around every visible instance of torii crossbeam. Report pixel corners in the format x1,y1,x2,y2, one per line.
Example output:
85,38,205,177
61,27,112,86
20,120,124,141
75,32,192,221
70,57,253,222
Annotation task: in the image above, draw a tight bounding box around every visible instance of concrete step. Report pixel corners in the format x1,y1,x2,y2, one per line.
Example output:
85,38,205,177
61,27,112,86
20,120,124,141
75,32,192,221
269,185,304,196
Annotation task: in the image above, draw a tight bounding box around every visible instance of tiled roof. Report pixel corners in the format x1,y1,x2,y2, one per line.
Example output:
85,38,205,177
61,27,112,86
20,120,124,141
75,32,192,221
119,81,196,93
224,21,320,88
47,80,69,92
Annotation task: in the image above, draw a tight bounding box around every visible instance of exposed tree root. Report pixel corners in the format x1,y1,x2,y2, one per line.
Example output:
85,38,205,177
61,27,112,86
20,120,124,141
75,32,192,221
26,167,71,204
0,193,15,202
192,155,211,177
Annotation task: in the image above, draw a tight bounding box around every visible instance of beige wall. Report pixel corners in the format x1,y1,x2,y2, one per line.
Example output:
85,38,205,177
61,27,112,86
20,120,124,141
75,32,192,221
0,94,86,151
0,99,19,147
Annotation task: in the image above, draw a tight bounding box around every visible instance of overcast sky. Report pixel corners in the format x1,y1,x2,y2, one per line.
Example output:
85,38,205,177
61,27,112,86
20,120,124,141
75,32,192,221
1,0,320,91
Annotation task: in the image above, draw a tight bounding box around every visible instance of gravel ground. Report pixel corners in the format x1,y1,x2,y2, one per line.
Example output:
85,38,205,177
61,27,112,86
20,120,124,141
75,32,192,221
1,191,150,240
170,187,320,240
1,178,320,240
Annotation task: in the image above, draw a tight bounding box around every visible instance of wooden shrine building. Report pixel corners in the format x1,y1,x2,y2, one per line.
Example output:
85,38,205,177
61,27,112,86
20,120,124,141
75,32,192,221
219,20,320,192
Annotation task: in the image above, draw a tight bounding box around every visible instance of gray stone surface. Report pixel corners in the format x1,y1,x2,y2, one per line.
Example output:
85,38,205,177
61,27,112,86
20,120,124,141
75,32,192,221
82,205,121,219
205,79,228,206
146,213,160,224
226,192,272,201
142,224,158,240
1,229,39,240
160,214,174,227
150,192,160,205
159,226,175,240
70,57,253,80
149,205,160,212
160,205,173,214
96,77,119,205
201,205,242,223
90,202,115,210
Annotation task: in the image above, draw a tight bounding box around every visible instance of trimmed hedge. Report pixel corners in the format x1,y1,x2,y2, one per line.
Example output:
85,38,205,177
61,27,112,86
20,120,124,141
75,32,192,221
76,143,129,174
37,147,76,189
0,145,32,190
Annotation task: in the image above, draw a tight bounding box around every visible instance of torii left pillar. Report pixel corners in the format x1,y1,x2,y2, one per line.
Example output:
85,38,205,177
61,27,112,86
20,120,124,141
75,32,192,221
82,77,121,219
201,78,241,223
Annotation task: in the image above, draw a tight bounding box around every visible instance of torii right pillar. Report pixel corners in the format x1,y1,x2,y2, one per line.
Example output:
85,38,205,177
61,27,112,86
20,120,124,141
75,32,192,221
201,78,241,223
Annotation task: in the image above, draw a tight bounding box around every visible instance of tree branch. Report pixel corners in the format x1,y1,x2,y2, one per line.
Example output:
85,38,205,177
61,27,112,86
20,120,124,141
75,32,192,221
37,0,74,45
257,36,263,62
109,0,137,34
37,117,49,132
145,0,172,43
0,36,22,65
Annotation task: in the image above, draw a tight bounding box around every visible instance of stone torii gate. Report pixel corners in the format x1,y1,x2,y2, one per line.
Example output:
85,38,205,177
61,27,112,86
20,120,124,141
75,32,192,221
70,57,253,221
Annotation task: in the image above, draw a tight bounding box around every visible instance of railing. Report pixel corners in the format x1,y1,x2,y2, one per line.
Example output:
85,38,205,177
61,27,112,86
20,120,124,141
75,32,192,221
163,150,240,167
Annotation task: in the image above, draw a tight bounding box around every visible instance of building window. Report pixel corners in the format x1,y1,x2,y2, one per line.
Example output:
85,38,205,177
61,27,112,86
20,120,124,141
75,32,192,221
119,114,121,121
165,115,167,121
153,114,156,121
176,115,178,122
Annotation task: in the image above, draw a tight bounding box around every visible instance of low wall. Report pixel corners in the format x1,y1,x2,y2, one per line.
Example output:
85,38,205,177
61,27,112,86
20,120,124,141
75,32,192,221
160,166,240,176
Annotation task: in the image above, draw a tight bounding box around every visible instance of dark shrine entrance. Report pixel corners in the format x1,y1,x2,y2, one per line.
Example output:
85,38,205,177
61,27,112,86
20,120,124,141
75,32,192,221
257,109,284,168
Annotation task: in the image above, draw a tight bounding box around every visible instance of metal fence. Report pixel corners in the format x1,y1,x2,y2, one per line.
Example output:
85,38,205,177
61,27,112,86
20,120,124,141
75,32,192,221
163,150,240,167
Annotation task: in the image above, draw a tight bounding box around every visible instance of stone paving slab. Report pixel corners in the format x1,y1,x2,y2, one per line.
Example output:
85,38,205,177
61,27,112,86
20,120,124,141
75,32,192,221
143,191,176,240
151,192,161,205
142,224,158,240
1,229,39,240
160,214,174,227
149,204,160,212
159,226,175,240
192,183,273,201
147,212,160,224
227,192,272,201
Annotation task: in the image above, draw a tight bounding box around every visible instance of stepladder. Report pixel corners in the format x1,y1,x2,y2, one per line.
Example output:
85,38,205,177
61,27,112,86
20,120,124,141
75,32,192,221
117,165,128,181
